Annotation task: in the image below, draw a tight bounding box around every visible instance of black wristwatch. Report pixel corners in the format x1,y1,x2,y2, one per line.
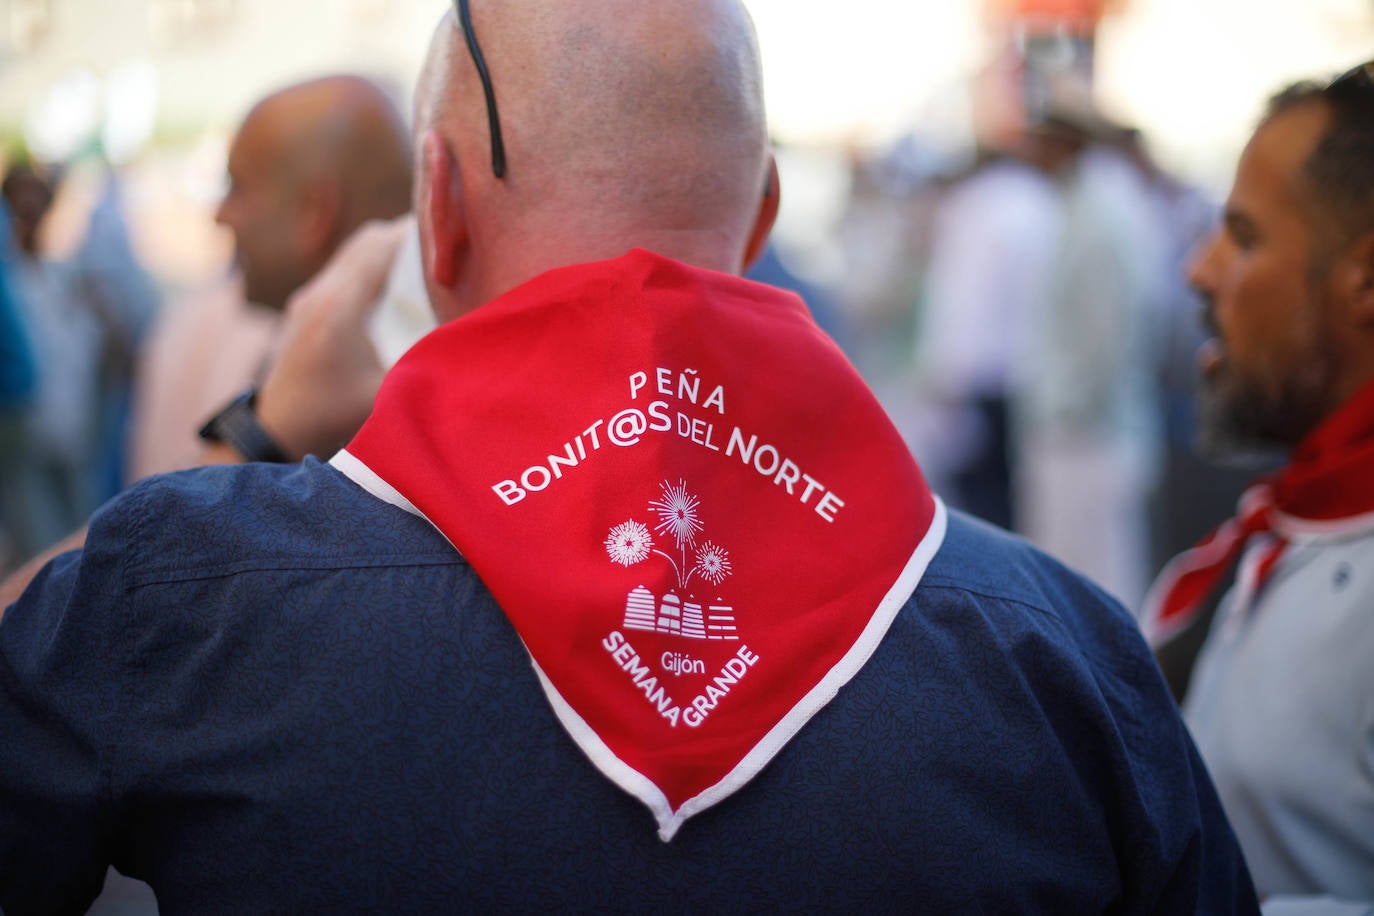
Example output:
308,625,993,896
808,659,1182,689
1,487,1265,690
197,388,292,463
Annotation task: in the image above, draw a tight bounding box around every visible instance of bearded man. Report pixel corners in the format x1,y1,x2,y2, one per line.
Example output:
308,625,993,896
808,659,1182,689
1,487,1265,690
1143,64,1374,912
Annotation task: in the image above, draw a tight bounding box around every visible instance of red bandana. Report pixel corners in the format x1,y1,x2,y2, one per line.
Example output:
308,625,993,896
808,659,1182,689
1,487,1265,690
334,249,943,840
1141,378,1374,645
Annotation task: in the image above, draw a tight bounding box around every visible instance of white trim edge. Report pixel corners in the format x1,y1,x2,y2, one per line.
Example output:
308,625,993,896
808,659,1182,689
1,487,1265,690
330,449,425,518
650,496,949,840
1272,506,1374,542
559,497,949,842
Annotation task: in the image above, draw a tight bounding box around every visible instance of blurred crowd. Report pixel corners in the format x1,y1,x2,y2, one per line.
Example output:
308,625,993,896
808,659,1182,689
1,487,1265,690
0,92,1252,611
0,160,157,570
768,105,1256,610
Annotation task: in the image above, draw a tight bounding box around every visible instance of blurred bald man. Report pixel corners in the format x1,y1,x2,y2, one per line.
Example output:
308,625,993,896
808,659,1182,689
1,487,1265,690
128,75,411,480
0,3,1256,912
217,75,412,312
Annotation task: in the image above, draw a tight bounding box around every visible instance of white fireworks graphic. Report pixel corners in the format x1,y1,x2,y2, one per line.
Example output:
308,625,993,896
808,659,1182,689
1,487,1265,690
649,479,704,549
694,541,732,585
605,520,653,567
605,478,734,592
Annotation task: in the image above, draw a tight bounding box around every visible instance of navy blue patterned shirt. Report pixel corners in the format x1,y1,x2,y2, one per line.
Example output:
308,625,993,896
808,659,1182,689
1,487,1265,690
0,459,1257,914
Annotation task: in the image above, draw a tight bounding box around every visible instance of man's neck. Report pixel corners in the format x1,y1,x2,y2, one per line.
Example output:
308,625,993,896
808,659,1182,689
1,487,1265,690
471,224,744,308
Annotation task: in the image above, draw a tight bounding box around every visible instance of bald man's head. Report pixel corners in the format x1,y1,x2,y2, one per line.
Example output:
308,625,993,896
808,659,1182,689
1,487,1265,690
414,0,776,318
217,75,413,310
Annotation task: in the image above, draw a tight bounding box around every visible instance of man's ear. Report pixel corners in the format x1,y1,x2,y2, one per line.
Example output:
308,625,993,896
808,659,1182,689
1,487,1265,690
1330,231,1374,330
298,178,344,256
420,129,467,289
741,154,780,273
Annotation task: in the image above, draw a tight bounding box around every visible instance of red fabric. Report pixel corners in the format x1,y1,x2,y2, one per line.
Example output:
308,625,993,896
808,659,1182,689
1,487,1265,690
343,250,937,834
1143,378,1374,644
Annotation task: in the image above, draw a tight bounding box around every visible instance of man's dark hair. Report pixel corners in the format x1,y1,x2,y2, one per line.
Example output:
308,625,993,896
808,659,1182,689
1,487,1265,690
1265,73,1374,246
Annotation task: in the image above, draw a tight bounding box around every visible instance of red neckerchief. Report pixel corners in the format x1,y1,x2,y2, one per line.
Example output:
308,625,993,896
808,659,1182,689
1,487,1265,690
1142,377,1374,645
334,249,943,840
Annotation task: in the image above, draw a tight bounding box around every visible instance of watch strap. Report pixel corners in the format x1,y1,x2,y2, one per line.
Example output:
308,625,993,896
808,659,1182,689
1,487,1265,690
197,389,292,463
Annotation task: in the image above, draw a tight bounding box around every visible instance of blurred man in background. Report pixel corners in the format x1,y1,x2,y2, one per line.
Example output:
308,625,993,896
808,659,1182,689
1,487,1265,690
1012,105,1166,611
128,74,412,480
1143,64,1374,912
96,75,410,911
913,141,1058,532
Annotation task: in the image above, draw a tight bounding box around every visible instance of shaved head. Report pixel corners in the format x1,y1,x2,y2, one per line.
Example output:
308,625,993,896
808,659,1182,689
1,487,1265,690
414,0,775,317
218,75,413,310
248,77,412,230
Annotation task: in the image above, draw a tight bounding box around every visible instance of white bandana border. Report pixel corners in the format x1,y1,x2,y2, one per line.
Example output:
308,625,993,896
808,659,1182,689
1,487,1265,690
331,449,425,519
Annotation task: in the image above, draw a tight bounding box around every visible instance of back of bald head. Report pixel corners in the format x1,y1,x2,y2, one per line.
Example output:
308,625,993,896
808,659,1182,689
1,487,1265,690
248,75,413,237
425,0,769,253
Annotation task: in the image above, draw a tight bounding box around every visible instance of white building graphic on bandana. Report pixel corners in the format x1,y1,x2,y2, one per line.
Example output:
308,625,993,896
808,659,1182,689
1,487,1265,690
605,479,738,641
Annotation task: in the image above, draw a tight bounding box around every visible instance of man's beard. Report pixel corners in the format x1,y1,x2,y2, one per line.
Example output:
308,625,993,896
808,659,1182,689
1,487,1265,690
1194,342,1337,463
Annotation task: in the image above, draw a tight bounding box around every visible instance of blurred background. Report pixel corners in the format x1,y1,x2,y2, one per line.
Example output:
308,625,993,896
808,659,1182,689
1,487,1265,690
2,6,1368,909
0,0,1370,595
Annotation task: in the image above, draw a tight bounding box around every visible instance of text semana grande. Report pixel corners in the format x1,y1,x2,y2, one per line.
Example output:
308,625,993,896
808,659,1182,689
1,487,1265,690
602,629,761,728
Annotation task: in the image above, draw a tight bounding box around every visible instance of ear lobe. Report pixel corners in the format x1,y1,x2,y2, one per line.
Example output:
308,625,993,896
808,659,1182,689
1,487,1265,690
421,129,466,289
741,154,780,273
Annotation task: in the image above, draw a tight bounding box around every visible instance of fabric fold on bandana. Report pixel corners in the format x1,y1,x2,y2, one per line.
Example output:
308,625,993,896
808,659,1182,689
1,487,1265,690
333,249,942,840
1142,377,1374,646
